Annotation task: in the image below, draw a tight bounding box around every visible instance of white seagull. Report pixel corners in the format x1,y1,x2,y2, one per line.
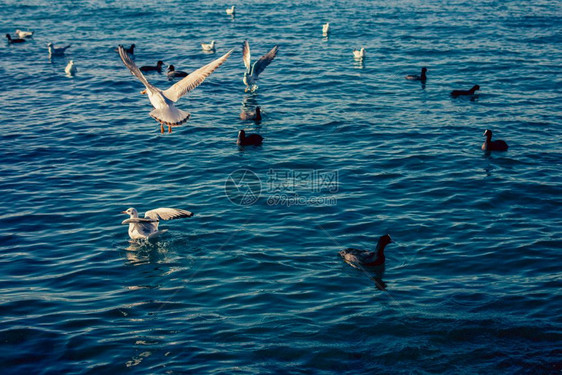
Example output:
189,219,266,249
65,60,77,76
48,42,71,56
201,40,216,52
242,40,279,92
226,6,235,15
122,207,194,241
322,22,330,35
16,29,34,38
353,47,365,59
118,45,232,133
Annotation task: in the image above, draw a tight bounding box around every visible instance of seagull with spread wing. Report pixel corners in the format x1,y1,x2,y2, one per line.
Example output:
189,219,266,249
122,207,194,240
118,45,233,133
242,40,279,93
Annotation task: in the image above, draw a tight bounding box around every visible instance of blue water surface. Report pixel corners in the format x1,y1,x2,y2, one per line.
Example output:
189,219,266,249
1,0,561,373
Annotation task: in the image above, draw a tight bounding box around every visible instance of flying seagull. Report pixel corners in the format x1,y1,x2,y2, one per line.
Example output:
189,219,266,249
242,40,279,92
117,45,232,133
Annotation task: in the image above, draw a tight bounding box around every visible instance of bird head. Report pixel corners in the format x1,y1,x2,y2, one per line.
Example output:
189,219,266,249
122,207,138,218
379,234,392,246
237,130,246,144
483,129,492,137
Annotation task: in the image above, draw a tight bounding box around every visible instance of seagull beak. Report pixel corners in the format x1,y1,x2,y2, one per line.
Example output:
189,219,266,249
140,90,147,95
121,211,127,214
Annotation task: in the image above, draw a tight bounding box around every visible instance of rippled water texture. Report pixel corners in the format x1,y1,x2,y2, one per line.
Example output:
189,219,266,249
1,0,561,373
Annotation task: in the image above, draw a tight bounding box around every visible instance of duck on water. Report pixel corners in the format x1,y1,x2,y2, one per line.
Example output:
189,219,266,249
340,234,392,289
482,129,508,152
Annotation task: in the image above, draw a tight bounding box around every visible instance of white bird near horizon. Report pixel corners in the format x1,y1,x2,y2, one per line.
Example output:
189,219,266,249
322,22,330,35
242,40,279,92
15,29,33,38
226,5,235,15
117,45,232,133
65,60,76,76
122,207,194,240
353,47,365,59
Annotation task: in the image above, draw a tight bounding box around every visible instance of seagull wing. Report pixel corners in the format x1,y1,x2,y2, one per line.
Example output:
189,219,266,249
145,208,194,221
121,217,158,224
242,40,251,72
250,45,279,77
163,49,233,103
118,45,157,92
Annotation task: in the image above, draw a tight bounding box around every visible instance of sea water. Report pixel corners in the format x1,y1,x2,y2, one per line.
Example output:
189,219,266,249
1,0,561,373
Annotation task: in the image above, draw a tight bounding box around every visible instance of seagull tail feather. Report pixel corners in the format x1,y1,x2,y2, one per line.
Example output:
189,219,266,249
149,108,190,127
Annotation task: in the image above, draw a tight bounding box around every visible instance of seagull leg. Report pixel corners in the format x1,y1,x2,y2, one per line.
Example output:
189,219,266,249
168,125,172,133
160,123,164,133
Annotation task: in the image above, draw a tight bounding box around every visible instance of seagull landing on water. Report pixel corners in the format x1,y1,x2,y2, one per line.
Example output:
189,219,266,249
353,47,365,59
48,42,71,56
117,45,232,133
242,40,279,93
122,207,194,241
201,40,216,52
15,29,33,38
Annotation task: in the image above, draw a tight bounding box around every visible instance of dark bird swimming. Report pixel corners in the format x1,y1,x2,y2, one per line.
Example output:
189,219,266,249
482,129,508,151
237,129,263,146
339,234,392,267
405,67,427,82
140,60,164,73
451,84,480,97
6,34,25,44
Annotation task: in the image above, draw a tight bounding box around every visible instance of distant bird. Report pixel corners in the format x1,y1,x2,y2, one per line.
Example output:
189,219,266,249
167,65,189,79
118,46,232,133
6,34,25,44
226,5,235,15
237,129,263,146
201,40,216,52
451,84,480,97
65,60,77,76
353,47,365,59
140,60,164,73
405,67,427,82
242,40,279,92
240,106,261,122
115,43,135,55
322,22,330,35
15,29,33,38
122,207,193,240
48,42,71,56
482,129,508,152
339,234,393,268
